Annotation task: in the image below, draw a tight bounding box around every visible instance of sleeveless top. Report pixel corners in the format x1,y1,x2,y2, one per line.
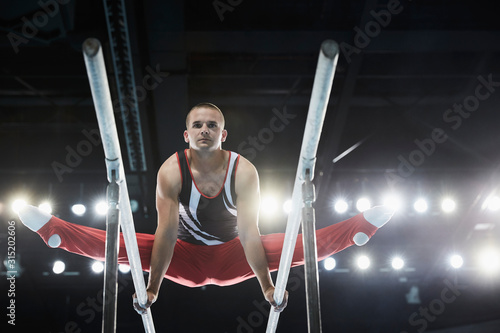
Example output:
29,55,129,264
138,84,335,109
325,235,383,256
176,149,240,245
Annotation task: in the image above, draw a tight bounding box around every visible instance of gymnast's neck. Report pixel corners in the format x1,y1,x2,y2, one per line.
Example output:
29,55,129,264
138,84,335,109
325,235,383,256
187,147,228,174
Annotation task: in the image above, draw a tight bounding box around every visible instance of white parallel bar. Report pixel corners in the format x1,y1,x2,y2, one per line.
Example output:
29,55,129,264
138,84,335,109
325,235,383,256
266,40,339,333
82,38,155,333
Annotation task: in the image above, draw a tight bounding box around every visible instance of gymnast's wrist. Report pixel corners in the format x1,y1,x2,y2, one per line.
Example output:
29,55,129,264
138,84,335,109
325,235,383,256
146,285,159,296
260,280,274,294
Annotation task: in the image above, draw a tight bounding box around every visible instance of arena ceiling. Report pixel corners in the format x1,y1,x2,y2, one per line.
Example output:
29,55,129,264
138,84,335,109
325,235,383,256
1,0,500,332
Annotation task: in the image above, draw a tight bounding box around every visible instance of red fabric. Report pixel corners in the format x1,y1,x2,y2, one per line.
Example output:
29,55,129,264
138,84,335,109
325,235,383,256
37,213,378,287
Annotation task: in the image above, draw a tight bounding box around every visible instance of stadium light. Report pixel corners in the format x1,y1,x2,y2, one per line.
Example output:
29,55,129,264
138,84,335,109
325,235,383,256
119,264,131,273
382,194,403,212
11,199,27,214
450,255,464,269
414,198,428,213
324,257,336,271
95,201,108,216
53,260,65,274
92,261,104,273
478,248,500,274
484,195,500,212
334,199,348,214
39,202,52,214
391,257,405,270
356,198,371,212
71,204,86,216
357,255,371,270
441,198,456,213
260,195,279,218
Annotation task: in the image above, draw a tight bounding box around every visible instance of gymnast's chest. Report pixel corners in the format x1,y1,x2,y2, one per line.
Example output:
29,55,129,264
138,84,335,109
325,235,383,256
191,170,226,197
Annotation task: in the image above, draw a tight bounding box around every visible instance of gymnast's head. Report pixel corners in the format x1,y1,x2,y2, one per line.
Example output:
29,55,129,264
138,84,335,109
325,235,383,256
184,102,227,148
185,102,225,129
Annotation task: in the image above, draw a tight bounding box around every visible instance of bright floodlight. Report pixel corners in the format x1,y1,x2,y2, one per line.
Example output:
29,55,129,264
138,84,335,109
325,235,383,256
450,255,463,269
357,255,371,270
119,264,131,273
39,202,52,214
478,249,500,274
324,257,336,271
391,257,405,270
334,200,348,214
382,194,402,212
441,198,456,213
12,199,27,214
356,198,371,212
92,261,104,273
95,201,108,216
484,195,500,211
283,199,292,214
53,260,65,274
260,196,279,218
71,204,86,216
414,198,428,213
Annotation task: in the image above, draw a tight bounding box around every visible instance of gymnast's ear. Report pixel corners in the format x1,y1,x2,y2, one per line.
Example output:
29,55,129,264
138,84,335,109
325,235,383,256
221,129,227,142
183,130,189,143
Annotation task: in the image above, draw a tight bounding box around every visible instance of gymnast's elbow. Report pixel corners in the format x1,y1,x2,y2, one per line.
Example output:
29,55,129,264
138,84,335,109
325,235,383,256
154,220,178,245
238,228,261,248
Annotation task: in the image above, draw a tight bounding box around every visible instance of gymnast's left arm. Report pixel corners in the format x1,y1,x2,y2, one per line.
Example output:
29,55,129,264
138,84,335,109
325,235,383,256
235,156,288,312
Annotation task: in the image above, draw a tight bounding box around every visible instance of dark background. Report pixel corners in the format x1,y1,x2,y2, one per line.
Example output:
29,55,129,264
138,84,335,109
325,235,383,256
1,0,500,332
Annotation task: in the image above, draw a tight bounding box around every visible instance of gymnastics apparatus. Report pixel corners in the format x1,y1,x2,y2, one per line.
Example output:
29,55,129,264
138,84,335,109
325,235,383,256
17,39,394,332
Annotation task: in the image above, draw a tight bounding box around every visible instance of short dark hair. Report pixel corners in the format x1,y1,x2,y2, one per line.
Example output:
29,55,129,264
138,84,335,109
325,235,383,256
186,102,225,128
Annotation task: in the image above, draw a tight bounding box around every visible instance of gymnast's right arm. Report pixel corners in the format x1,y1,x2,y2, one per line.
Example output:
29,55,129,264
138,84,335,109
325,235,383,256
133,154,181,314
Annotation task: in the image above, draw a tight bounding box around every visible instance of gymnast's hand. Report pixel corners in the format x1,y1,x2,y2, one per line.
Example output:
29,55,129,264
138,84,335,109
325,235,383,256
132,289,157,315
265,286,289,312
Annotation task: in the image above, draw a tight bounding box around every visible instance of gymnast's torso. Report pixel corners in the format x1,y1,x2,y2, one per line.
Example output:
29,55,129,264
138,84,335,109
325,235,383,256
176,149,240,245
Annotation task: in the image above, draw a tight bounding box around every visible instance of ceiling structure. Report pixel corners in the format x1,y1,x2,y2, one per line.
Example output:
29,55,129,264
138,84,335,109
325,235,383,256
1,0,500,332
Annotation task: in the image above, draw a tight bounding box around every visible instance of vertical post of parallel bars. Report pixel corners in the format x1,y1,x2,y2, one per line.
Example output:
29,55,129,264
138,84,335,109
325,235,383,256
103,175,120,333
301,172,321,332
82,37,155,333
266,40,338,333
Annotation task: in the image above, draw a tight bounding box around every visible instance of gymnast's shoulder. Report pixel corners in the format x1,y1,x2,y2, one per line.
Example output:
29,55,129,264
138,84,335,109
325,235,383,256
156,153,182,195
234,154,259,186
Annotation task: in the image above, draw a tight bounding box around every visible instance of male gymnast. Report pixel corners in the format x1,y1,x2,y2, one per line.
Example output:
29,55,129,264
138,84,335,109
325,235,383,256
17,102,394,316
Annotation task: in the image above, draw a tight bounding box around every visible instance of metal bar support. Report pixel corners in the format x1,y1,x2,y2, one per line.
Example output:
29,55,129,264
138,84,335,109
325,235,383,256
102,174,120,333
266,40,339,333
301,171,321,332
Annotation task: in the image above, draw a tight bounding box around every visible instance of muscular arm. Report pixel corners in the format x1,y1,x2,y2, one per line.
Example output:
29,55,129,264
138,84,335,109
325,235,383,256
134,154,181,314
235,157,288,311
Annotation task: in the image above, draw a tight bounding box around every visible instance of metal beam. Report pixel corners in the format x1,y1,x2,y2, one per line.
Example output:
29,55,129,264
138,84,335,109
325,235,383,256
103,0,147,173
182,31,500,54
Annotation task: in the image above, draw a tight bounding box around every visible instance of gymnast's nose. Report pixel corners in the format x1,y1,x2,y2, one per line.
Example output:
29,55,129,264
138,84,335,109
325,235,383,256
200,123,210,135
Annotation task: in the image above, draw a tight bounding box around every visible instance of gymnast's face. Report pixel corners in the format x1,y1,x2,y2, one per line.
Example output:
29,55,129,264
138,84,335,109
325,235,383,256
184,107,227,151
